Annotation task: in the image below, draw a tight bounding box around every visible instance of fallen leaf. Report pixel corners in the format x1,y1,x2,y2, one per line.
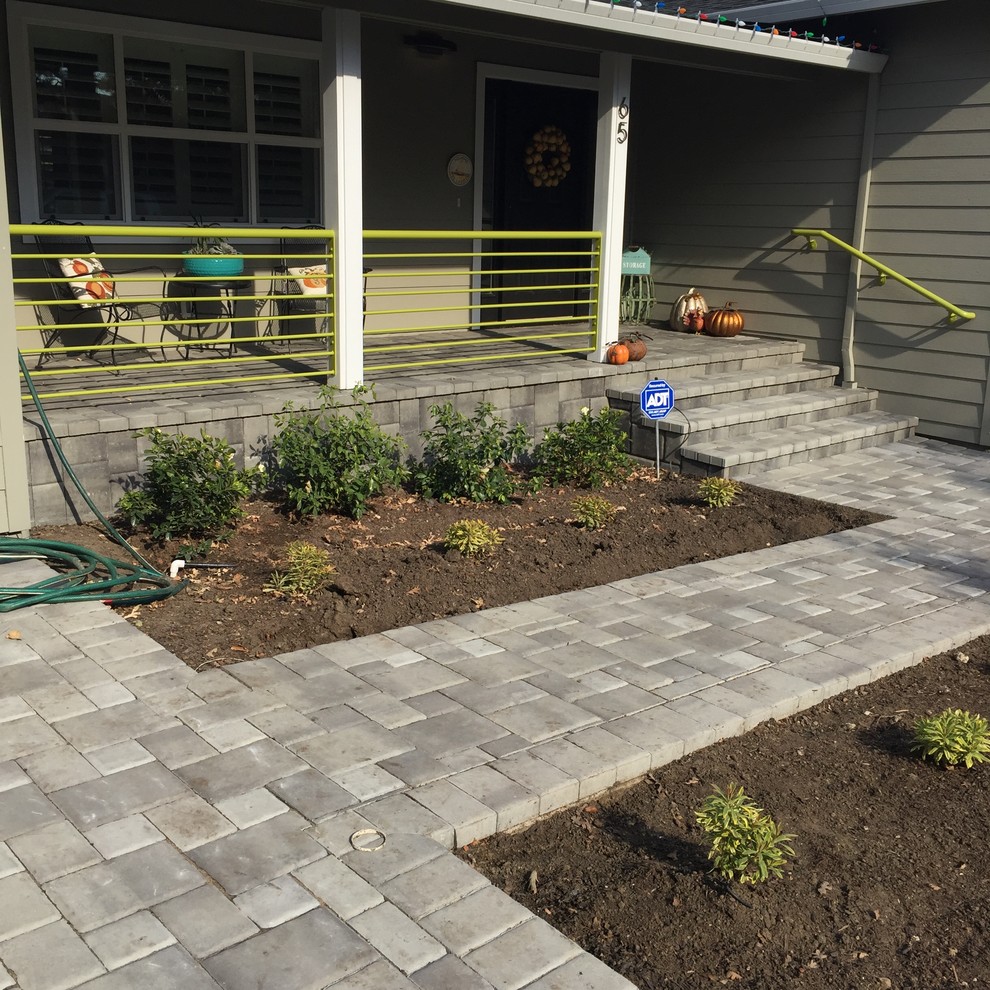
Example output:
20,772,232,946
726,971,743,981
527,870,538,894
6,630,21,640
229,645,247,653
582,804,599,814
406,586,421,596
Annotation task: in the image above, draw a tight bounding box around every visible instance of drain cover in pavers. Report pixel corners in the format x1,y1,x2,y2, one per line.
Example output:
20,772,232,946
203,908,378,990
186,811,326,896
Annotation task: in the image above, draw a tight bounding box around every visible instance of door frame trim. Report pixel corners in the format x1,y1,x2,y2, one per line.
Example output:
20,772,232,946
472,63,599,328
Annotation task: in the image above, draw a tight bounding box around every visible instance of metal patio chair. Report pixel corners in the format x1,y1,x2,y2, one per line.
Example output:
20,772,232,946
31,220,168,368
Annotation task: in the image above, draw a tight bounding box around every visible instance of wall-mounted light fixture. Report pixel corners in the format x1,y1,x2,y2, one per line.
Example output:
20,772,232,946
403,31,457,58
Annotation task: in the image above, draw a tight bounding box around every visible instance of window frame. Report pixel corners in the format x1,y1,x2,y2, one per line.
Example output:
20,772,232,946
8,1,323,227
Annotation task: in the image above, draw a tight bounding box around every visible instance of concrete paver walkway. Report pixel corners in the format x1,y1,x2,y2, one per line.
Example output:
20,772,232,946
0,437,988,990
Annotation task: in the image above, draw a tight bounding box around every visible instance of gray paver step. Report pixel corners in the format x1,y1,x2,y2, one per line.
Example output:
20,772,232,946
608,360,839,413
678,410,920,477
634,387,880,459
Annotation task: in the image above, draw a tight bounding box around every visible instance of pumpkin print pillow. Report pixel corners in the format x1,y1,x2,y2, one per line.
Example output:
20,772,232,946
58,256,114,306
287,265,329,296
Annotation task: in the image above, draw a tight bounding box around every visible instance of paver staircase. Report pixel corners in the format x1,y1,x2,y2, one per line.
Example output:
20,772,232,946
607,335,918,477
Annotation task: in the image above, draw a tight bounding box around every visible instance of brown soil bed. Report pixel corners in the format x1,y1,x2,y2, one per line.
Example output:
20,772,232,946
33,472,884,670
460,636,990,990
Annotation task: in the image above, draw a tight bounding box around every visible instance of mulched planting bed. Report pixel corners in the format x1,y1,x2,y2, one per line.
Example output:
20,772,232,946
460,636,990,990
33,471,884,669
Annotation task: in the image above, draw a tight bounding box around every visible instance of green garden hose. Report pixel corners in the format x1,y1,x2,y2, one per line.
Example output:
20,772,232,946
0,353,187,611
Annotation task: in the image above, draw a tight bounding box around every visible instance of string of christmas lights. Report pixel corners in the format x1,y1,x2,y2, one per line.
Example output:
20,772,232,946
602,0,880,51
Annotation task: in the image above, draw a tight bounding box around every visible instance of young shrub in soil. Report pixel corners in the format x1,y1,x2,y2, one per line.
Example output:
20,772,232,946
531,407,630,490
443,519,503,558
697,476,741,508
415,401,530,503
117,427,265,540
265,541,335,598
912,708,990,768
271,385,407,520
571,495,618,530
695,783,795,885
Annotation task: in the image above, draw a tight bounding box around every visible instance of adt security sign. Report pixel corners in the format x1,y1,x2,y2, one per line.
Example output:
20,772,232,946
640,379,674,420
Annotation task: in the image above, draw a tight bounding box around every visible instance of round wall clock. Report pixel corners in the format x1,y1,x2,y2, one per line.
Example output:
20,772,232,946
446,153,473,187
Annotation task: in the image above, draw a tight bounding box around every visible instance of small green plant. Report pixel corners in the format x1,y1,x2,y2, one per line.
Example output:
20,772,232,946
571,495,618,530
695,784,795,885
912,709,990,768
443,519,504,558
697,476,741,508
530,407,630,490
415,402,530,504
271,385,407,519
265,541,336,598
116,428,265,540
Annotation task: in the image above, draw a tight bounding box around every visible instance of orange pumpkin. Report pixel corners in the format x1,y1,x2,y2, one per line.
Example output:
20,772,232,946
704,303,745,337
606,341,630,365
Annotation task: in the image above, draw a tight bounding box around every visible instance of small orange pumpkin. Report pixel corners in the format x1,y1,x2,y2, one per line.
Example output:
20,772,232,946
606,341,630,365
704,303,745,337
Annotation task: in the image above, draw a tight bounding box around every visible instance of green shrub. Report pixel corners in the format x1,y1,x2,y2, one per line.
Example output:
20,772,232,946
697,476,741,508
912,709,990,768
117,428,264,540
695,784,795,885
531,407,630,490
271,385,407,519
571,495,618,530
265,541,335,598
415,402,530,503
443,519,504,558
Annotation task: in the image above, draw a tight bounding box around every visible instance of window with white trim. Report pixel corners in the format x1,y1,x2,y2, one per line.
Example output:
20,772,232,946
16,9,321,224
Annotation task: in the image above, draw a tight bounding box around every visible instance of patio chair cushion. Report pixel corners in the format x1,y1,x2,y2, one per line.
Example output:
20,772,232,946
287,265,329,296
58,256,115,306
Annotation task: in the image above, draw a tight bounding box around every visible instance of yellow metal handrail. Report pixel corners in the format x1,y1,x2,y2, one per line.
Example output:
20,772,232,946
792,228,976,322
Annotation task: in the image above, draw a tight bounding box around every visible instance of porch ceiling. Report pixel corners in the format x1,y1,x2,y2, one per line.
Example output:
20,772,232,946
413,0,888,73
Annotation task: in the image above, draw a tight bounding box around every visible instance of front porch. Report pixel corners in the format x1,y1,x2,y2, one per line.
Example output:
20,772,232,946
24,327,917,528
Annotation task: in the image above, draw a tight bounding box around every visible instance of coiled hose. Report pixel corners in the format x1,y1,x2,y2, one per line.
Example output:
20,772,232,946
0,353,187,611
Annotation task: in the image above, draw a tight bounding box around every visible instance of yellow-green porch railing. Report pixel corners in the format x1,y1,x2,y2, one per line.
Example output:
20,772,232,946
9,224,601,400
10,224,335,400
362,229,602,373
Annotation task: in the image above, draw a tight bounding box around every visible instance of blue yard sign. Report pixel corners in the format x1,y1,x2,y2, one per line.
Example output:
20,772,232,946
640,379,675,420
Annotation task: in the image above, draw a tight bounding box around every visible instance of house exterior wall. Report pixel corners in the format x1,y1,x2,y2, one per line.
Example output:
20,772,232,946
629,0,989,445
857,0,990,446
628,57,868,369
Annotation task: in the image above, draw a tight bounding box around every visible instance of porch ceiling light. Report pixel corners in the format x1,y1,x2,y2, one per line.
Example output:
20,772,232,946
403,31,457,58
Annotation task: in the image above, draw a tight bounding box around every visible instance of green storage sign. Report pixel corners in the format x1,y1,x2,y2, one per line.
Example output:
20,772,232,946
621,247,651,274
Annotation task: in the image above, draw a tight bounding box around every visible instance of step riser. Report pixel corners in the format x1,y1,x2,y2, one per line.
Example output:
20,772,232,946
628,393,880,458
678,424,917,478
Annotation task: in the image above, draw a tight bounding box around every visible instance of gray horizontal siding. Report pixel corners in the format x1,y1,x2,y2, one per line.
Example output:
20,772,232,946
629,57,864,370
858,0,990,444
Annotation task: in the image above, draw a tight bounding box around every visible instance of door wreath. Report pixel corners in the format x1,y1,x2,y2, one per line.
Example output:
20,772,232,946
524,124,571,188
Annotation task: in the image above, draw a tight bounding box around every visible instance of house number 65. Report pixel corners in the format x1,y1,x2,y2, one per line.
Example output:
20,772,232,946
616,97,630,144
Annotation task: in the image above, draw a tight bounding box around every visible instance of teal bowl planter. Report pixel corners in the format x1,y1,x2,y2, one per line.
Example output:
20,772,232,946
183,255,244,277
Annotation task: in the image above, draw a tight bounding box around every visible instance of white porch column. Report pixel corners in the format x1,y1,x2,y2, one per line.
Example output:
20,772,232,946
321,8,364,389
591,52,632,363
0,110,31,535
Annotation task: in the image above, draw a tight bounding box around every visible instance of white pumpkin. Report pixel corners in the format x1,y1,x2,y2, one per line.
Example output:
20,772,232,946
669,288,709,332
